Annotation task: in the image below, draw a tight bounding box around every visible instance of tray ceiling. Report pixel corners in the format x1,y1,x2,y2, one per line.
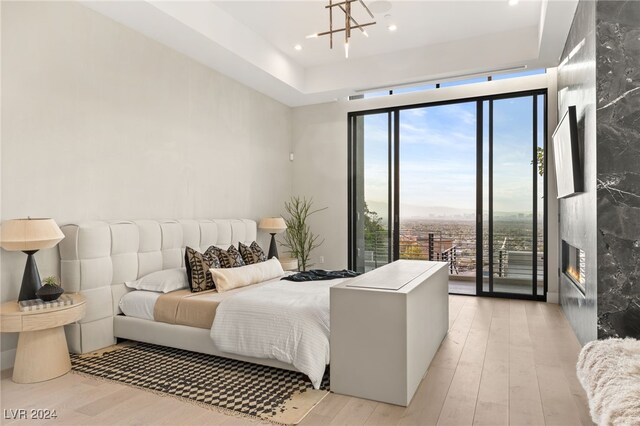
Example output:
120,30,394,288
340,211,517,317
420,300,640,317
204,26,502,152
82,0,578,106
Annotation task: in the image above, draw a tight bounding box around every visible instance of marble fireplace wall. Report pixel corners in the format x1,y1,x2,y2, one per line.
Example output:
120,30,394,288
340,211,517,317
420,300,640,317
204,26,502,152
558,0,640,344
595,0,640,339
557,0,598,345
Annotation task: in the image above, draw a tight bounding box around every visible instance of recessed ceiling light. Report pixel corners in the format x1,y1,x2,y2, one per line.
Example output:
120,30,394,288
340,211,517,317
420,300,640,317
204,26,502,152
294,44,302,51
388,24,397,32
508,0,519,5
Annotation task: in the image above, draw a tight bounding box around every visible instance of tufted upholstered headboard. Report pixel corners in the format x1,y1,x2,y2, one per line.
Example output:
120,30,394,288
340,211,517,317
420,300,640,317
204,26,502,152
58,219,257,354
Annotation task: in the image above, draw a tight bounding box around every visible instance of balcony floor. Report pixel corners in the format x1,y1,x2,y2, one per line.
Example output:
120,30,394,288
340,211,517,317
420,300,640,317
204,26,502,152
449,279,476,295
449,278,545,297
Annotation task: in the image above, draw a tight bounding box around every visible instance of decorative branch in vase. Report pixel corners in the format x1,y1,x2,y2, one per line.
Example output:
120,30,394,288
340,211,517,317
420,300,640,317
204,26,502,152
280,196,327,272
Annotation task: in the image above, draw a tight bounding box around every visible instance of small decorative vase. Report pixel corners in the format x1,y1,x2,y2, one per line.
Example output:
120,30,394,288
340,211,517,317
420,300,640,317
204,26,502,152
36,285,64,302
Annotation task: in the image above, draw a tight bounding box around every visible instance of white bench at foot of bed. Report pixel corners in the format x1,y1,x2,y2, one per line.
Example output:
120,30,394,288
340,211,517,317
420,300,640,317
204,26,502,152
330,260,449,406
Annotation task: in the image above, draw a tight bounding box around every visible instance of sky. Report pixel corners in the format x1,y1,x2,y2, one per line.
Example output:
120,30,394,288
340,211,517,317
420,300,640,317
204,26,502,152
362,88,545,221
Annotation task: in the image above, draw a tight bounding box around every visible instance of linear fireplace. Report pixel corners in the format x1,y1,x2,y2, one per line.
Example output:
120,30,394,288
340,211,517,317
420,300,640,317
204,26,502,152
562,241,586,294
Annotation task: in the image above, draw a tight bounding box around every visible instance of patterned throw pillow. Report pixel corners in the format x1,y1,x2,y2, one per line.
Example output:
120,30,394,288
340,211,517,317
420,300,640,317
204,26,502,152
184,246,219,292
210,245,246,268
238,241,267,265
203,246,223,269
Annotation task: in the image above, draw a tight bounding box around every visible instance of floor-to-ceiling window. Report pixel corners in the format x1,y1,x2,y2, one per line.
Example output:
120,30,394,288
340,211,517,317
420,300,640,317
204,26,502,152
351,112,394,272
348,90,547,300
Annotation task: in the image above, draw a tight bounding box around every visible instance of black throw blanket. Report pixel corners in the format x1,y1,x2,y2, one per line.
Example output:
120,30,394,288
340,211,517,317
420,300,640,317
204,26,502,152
281,269,361,282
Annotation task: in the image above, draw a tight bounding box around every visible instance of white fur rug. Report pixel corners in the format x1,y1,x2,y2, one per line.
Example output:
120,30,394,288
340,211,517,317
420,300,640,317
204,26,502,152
577,338,640,425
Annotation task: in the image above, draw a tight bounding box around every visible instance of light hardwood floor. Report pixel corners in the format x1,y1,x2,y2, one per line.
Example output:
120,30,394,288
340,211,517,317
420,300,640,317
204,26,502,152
0,296,593,426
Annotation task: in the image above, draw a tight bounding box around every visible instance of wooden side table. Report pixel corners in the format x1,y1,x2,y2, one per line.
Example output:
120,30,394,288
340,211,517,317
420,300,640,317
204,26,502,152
0,293,86,383
278,257,299,271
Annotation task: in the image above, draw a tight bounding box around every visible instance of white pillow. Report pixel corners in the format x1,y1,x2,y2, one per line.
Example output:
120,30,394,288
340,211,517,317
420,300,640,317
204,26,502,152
125,268,189,293
210,258,284,293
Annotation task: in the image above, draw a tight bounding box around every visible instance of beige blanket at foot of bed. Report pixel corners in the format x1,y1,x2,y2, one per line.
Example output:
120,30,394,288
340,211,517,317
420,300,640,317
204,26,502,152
154,289,220,329
577,337,640,425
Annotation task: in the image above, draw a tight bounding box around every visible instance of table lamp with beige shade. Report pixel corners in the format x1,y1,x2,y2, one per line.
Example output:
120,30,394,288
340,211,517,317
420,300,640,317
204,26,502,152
0,218,65,301
258,217,287,259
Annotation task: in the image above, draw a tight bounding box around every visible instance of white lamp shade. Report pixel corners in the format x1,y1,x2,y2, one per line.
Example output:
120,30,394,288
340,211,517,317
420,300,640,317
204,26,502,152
258,217,287,233
0,218,65,251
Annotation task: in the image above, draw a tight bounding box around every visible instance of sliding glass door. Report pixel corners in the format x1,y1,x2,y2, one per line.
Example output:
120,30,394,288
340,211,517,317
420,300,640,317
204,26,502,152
348,90,547,300
480,95,546,298
398,103,478,295
350,112,394,273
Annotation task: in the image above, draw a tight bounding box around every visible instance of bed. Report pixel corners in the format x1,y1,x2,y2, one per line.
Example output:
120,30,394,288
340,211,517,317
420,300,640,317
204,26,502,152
59,219,338,386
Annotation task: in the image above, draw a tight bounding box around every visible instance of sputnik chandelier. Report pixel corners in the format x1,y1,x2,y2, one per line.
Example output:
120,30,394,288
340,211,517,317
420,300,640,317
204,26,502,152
306,0,376,58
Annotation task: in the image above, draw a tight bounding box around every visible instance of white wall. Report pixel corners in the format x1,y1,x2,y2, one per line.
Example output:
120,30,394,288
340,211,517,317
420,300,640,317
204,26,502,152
292,72,559,300
0,1,292,368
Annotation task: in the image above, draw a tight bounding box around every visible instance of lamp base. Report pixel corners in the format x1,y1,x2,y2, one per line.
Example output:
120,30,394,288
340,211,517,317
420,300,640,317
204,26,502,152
268,233,279,259
18,250,42,302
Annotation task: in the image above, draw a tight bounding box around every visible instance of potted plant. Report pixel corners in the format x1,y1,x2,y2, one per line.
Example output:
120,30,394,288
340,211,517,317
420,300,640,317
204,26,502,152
280,196,327,271
36,276,64,301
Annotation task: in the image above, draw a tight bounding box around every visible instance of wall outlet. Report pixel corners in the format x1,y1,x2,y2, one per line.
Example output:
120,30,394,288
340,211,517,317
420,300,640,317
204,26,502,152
319,256,325,264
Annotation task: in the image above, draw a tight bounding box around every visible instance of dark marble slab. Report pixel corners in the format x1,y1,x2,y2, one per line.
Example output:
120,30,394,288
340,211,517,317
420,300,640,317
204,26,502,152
596,0,640,339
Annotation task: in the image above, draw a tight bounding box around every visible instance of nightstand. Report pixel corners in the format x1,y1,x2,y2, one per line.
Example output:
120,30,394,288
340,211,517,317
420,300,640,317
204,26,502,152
279,257,299,271
0,293,86,383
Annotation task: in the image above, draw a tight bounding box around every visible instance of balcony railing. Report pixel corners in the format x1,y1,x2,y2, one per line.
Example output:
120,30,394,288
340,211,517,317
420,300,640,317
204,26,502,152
364,228,544,278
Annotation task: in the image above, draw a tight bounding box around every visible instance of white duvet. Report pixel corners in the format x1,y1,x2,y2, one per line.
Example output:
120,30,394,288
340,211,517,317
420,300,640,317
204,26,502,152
210,278,344,389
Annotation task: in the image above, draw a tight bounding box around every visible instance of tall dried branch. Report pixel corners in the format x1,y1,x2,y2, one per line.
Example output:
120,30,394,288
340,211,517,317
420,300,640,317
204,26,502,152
279,196,327,271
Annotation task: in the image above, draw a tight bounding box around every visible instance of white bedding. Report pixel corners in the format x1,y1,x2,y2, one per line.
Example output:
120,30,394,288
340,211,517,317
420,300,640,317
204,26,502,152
119,290,160,321
210,278,344,389
118,283,272,321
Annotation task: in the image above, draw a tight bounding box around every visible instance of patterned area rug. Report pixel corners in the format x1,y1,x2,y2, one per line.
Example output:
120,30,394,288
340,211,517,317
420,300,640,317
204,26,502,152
71,342,329,425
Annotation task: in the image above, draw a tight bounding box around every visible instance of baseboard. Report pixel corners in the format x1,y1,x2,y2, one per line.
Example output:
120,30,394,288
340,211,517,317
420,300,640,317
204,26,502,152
546,292,559,304
1,349,16,371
